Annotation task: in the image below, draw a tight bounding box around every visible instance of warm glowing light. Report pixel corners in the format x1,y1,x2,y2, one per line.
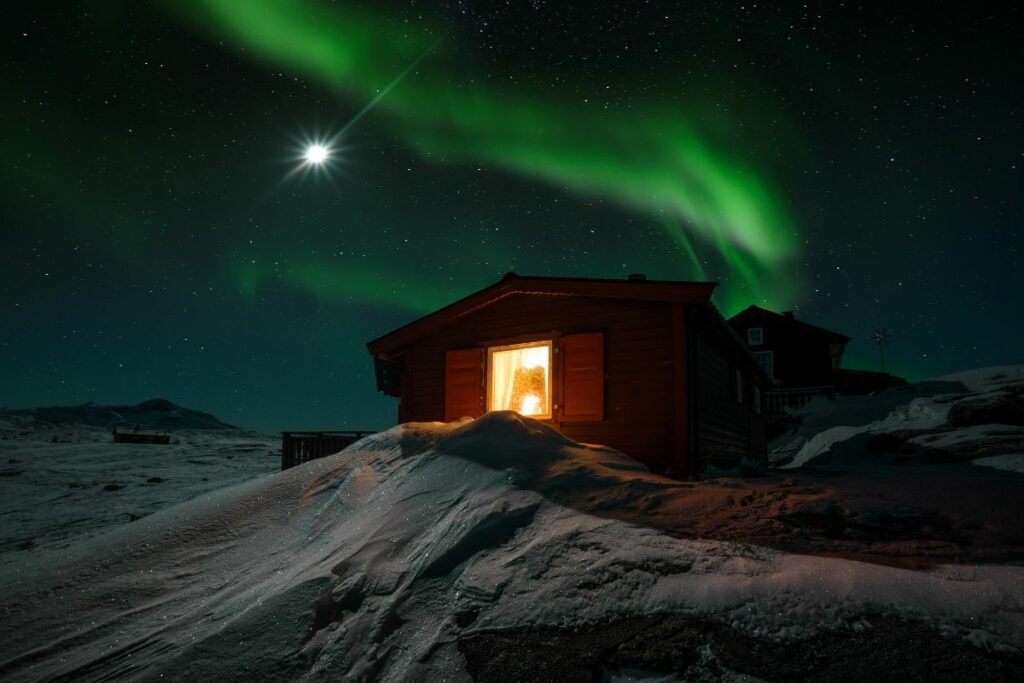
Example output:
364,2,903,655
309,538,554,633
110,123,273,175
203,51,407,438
305,144,329,164
488,342,551,417
519,394,541,416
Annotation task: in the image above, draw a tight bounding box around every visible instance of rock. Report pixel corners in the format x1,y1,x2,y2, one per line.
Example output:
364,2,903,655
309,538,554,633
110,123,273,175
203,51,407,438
947,393,1024,428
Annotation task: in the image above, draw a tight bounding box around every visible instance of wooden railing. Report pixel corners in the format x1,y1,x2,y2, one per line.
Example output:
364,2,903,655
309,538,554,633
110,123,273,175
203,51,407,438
280,431,375,470
764,386,835,417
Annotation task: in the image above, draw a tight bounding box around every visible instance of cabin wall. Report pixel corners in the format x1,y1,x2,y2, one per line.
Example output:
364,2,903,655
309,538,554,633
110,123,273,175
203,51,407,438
765,322,835,387
732,313,838,388
691,308,767,472
399,294,679,471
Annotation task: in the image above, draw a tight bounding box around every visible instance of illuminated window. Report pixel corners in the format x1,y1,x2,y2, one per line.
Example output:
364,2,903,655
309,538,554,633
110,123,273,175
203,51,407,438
487,341,552,418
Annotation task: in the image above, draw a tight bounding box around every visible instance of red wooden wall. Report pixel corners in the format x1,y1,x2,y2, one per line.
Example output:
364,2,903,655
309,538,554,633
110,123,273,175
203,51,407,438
690,306,768,471
399,294,679,471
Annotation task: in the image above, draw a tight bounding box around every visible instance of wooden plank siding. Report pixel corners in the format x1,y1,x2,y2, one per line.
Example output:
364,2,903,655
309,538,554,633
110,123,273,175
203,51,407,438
399,293,680,471
280,431,375,470
689,306,768,472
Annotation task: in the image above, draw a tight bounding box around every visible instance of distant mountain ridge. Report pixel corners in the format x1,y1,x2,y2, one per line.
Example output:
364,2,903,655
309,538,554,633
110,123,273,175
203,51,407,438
0,399,237,431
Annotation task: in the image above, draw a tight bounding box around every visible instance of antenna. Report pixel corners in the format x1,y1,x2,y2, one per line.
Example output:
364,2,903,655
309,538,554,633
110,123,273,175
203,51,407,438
873,328,892,373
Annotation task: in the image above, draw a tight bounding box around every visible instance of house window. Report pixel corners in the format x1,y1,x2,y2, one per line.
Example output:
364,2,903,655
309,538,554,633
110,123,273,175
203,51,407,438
735,369,744,404
829,342,844,371
753,350,774,380
487,341,552,418
747,327,763,345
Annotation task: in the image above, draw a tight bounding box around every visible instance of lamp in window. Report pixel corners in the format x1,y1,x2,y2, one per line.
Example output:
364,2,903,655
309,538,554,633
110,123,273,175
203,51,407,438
488,341,552,418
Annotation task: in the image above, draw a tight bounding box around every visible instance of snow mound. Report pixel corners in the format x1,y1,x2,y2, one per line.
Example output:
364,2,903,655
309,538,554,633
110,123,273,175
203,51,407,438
932,365,1024,393
773,365,1024,470
0,424,278,562
1,412,1022,681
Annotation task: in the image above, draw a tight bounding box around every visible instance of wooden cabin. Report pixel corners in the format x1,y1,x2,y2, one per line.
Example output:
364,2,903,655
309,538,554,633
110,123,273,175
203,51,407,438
367,274,768,476
728,305,905,417
112,430,171,445
727,305,851,389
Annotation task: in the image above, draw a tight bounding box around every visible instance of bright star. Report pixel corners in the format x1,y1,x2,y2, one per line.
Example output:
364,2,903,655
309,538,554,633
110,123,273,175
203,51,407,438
304,144,329,165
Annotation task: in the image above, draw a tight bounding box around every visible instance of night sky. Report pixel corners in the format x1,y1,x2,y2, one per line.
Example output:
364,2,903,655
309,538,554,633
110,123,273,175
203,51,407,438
2,1,1020,432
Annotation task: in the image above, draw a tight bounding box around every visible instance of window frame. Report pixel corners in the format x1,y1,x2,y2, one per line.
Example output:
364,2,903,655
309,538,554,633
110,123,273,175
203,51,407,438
485,339,554,420
752,349,774,381
747,327,764,345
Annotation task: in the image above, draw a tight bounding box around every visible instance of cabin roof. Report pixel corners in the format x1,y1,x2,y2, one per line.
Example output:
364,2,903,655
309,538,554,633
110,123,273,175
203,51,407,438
728,305,853,343
367,273,717,356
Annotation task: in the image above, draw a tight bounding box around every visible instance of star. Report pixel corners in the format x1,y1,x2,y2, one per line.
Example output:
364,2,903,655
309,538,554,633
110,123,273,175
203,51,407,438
304,144,330,165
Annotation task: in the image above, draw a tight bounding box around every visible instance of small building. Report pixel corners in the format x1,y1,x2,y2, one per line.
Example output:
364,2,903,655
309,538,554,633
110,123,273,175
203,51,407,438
728,305,906,416
727,305,851,389
367,274,768,476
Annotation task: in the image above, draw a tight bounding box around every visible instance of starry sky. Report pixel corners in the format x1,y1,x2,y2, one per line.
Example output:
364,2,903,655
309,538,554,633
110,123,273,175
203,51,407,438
2,1,1020,432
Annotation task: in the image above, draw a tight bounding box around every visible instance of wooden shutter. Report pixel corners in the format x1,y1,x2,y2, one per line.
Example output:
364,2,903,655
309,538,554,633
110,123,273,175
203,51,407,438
445,348,484,421
560,333,604,422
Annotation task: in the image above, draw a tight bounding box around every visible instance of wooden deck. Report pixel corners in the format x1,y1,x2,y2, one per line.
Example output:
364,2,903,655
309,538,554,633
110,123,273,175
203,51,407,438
280,431,375,470
764,386,836,417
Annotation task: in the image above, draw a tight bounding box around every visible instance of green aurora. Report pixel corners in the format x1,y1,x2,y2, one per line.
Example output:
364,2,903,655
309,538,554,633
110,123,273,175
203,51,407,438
170,0,801,314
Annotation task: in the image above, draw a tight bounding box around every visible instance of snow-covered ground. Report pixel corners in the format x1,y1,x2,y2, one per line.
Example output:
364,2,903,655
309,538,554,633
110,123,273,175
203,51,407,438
1,398,1022,681
0,416,279,565
771,365,1024,472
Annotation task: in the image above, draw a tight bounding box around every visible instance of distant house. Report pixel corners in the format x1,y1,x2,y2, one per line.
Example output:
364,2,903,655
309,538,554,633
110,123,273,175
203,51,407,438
728,306,905,415
367,274,769,476
728,306,851,389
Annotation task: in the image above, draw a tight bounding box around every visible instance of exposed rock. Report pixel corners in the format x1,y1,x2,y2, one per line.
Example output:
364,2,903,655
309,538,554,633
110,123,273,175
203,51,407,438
948,393,1024,428
459,614,1024,682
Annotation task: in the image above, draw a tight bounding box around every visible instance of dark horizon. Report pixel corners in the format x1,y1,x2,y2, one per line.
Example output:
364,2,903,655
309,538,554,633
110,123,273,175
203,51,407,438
2,2,1020,433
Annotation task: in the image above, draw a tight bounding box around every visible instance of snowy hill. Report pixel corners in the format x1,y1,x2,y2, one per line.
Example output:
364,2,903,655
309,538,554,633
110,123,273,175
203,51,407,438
1,410,1021,681
0,398,237,432
771,365,1024,472
0,414,278,565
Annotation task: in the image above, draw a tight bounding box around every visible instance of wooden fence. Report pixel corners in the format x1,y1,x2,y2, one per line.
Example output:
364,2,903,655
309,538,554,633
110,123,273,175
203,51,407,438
280,431,375,470
764,386,836,417
113,431,171,445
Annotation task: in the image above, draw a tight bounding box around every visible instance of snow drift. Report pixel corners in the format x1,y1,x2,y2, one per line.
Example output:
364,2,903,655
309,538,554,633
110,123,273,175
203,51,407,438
0,422,277,562
772,365,1024,471
1,410,1021,681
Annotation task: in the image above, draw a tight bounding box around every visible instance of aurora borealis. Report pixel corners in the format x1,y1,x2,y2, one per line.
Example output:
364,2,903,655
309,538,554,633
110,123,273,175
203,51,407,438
172,0,800,307
2,2,1021,431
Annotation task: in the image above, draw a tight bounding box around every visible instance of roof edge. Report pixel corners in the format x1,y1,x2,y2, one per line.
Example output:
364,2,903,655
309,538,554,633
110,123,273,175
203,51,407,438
728,304,853,343
367,275,718,356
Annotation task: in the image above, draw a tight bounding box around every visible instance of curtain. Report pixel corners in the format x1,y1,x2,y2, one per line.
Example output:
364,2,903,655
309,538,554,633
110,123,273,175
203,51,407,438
489,344,549,415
